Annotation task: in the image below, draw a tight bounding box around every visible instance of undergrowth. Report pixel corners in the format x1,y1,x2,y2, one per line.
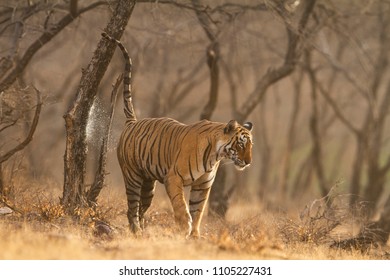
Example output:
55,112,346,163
1,181,389,259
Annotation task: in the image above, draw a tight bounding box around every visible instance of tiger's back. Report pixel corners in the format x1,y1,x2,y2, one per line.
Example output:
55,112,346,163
117,118,225,185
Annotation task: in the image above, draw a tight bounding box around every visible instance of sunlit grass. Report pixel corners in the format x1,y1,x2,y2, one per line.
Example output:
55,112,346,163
0,182,388,260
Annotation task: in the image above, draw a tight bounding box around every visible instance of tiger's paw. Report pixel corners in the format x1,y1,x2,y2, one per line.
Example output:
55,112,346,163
186,229,205,240
129,223,143,238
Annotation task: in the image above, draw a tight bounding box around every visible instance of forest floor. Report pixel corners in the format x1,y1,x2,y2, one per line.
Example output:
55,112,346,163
1,185,389,260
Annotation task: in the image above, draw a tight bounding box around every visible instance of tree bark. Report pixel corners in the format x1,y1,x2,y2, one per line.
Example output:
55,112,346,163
279,71,302,198
306,51,328,197
70,0,78,17
61,0,136,212
200,42,220,120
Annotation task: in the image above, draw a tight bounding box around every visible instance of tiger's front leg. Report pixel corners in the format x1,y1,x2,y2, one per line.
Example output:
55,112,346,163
165,176,192,236
189,180,213,238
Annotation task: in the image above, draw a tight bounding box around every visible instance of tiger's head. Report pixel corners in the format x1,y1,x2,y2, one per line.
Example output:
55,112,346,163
220,120,253,170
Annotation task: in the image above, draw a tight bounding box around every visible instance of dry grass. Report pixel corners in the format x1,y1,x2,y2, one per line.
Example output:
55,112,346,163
1,181,389,260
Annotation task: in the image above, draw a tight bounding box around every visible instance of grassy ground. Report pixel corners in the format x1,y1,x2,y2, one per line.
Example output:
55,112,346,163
0,185,389,260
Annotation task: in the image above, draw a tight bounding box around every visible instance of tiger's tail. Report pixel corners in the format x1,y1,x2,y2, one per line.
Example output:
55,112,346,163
102,32,136,122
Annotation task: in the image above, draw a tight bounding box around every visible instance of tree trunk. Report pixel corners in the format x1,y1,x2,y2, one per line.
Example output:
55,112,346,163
306,51,328,197
208,165,229,217
61,0,136,212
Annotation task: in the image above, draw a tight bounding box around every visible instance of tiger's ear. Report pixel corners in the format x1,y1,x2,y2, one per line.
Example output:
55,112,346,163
243,122,253,132
224,120,238,134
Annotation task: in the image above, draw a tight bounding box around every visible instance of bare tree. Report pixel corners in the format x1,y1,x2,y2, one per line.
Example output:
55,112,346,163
212,0,317,216
310,1,390,214
278,70,303,198
61,0,137,212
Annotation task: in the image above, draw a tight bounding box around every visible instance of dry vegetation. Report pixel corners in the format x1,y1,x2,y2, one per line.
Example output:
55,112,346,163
2,0,390,260
1,179,389,260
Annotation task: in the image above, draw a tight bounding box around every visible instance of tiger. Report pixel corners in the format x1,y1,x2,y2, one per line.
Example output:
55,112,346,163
102,32,253,238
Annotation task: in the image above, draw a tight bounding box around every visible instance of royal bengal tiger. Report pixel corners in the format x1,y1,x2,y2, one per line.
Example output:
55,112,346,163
102,32,253,238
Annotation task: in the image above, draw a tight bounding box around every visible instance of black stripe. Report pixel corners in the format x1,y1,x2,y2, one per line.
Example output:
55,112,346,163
203,141,212,171
126,188,140,197
157,121,172,171
190,186,211,192
155,165,162,181
171,193,181,202
141,193,154,199
174,165,185,182
195,140,200,172
140,121,157,160
192,175,215,187
197,124,215,134
189,160,194,182
125,172,142,187
189,198,207,206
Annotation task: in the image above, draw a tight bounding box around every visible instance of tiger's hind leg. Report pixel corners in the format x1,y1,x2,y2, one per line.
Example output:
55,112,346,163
123,169,144,236
139,180,156,230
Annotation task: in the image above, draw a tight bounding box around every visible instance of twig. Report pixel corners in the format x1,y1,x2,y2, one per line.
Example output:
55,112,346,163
0,1,107,93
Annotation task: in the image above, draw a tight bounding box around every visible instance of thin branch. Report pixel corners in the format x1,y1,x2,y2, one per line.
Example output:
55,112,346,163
138,0,267,13
237,0,317,122
315,75,361,137
0,1,107,93
0,87,42,163
191,0,218,41
220,58,238,116
70,0,78,17
167,59,206,111
192,0,220,120
0,119,18,133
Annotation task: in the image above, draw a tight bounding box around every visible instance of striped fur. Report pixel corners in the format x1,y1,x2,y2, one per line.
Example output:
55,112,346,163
102,32,135,121
103,33,253,238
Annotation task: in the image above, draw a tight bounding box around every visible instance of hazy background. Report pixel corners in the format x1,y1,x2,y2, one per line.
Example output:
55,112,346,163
1,0,390,216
